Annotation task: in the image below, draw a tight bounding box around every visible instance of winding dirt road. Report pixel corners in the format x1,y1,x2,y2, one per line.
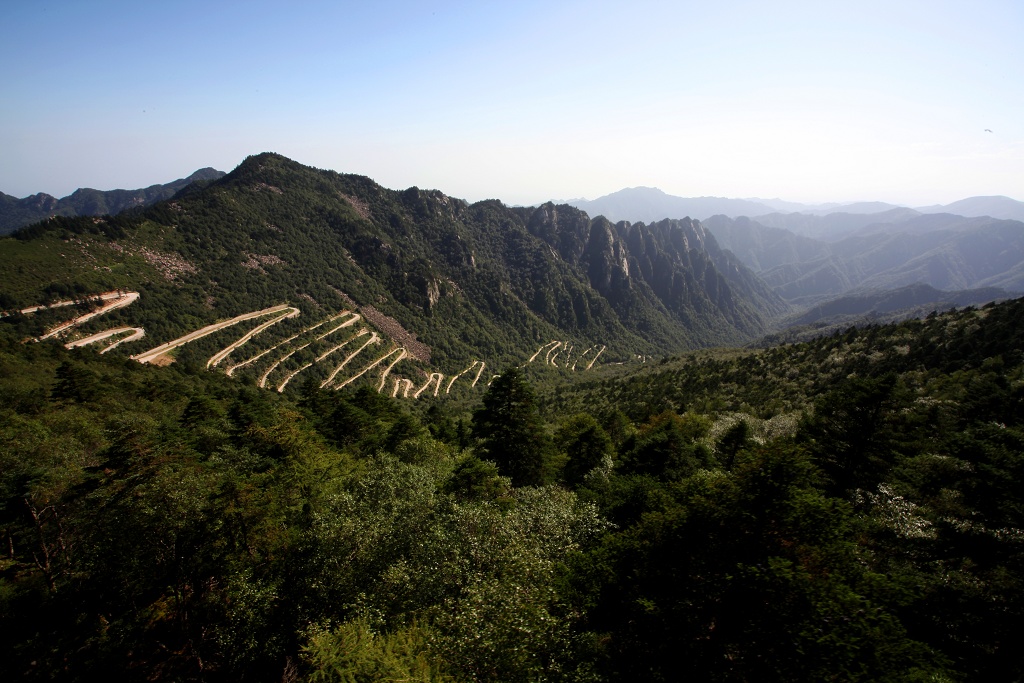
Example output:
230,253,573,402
320,331,380,388
336,346,405,391
445,360,485,394
132,304,299,365
414,373,444,398
65,326,146,353
38,291,140,340
392,378,414,398
207,308,301,368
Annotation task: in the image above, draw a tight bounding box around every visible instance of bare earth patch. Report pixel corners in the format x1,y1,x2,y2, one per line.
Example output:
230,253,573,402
242,253,286,271
108,241,197,281
253,182,284,194
137,247,198,280
339,193,372,221
360,304,431,363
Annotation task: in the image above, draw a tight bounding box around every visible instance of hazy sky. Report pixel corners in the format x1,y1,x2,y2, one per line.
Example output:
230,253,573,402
2,0,1022,206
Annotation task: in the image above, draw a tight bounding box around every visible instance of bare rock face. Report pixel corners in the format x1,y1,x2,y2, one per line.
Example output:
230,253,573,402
526,202,788,339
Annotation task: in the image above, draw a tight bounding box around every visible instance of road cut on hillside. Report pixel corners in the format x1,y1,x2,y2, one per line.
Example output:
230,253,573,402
65,327,146,353
392,378,414,398
208,307,304,368
320,331,379,388
414,372,444,398
37,291,140,340
445,360,485,394
9,290,133,318
132,304,299,365
335,346,406,391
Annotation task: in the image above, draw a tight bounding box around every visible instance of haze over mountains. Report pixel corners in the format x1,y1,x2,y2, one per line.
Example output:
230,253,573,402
553,186,1024,330
0,168,225,235
565,186,1024,224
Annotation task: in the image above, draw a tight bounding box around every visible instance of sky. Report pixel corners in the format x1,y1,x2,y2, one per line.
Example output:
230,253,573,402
2,0,1022,207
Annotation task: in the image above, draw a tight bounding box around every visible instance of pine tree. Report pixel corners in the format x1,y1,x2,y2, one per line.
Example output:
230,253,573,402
472,367,551,486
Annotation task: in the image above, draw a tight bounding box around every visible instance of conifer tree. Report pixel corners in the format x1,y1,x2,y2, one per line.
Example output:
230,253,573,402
472,367,550,486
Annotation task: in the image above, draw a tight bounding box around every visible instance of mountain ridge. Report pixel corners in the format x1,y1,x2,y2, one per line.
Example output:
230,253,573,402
561,186,1024,223
707,213,1024,306
1,153,787,379
0,167,226,235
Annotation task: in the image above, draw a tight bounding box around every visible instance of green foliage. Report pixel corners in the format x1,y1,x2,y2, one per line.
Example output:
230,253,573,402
472,368,553,486
303,619,455,682
555,414,614,487
578,444,951,681
619,411,714,480
443,456,509,502
800,374,905,495
3,183,1024,683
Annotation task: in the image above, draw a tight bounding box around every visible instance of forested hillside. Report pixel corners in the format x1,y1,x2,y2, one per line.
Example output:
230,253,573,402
2,279,1022,680
0,153,786,378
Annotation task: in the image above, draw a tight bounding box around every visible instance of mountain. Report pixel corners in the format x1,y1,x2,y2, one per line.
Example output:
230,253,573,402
749,207,923,241
4,155,1024,682
704,215,832,271
566,188,922,225
916,195,1024,222
783,283,1014,327
0,153,788,378
708,213,1024,306
0,167,226,235
800,201,906,216
567,187,778,222
741,198,848,213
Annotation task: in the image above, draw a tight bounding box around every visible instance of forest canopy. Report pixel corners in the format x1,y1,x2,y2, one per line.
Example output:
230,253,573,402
2,297,1023,681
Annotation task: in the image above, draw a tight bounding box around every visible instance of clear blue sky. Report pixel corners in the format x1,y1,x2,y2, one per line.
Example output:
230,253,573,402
2,0,1022,206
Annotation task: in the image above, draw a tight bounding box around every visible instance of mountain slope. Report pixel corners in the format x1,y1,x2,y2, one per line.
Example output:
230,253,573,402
784,283,1014,326
917,195,1024,221
749,208,923,242
1,153,787,379
709,214,1024,304
0,167,225,235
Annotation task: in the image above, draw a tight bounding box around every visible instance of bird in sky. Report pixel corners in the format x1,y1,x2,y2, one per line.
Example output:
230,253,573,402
985,129,993,133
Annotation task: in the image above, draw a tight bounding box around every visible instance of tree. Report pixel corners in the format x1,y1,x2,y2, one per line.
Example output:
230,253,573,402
555,413,614,487
471,368,551,487
619,412,714,481
51,360,98,403
718,419,750,470
800,375,904,496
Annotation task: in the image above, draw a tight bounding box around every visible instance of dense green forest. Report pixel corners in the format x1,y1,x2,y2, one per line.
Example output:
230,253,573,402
3,294,1022,681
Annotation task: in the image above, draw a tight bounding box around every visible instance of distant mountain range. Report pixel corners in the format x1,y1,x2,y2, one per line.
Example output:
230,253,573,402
565,188,779,224
705,212,1024,306
563,187,1024,224
0,168,225,235
917,195,1024,221
561,187,1024,323
784,283,1014,327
